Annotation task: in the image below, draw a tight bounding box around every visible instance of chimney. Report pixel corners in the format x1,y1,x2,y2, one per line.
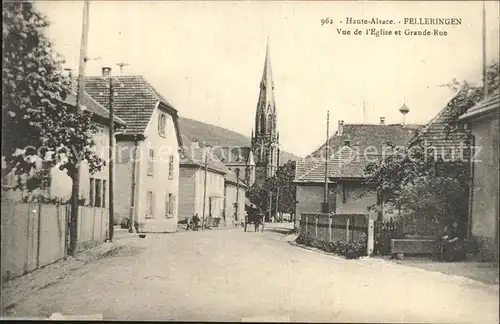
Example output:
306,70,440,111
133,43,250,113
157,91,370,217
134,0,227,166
102,67,112,77
380,117,386,125
338,120,344,136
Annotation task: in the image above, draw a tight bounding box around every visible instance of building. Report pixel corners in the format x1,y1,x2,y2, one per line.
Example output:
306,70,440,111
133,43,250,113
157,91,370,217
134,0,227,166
294,119,421,226
224,169,247,226
459,91,499,260
85,68,183,233
251,41,280,185
178,144,228,227
216,41,280,188
211,146,255,185
2,84,126,205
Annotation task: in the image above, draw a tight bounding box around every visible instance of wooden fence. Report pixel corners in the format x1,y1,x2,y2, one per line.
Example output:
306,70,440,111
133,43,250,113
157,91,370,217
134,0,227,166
1,201,108,283
373,219,405,255
300,213,369,243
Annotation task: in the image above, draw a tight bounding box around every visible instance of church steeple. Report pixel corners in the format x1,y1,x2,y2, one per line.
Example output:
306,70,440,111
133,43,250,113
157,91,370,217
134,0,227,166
252,38,279,183
255,38,277,139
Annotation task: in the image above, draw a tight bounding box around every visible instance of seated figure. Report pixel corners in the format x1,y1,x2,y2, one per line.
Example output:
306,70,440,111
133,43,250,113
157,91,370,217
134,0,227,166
439,221,466,262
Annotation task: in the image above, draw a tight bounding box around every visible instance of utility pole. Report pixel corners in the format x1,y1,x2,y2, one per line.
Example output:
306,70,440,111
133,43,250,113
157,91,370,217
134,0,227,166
323,110,330,213
482,0,488,100
362,100,366,124
276,186,280,221
108,75,115,241
268,192,273,222
202,153,208,230
235,169,240,223
69,0,90,257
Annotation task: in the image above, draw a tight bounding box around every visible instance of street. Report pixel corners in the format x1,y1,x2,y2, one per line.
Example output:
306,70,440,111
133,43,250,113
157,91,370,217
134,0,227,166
4,224,499,323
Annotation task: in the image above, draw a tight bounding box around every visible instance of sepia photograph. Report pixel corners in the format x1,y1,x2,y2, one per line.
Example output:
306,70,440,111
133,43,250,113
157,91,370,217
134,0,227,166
1,0,499,322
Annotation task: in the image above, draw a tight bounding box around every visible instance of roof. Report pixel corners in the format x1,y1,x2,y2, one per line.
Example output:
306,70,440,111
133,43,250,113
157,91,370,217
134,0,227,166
65,81,126,125
180,146,230,175
84,75,179,137
211,146,254,166
224,169,248,188
410,92,470,153
296,124,420,183
459,91,500,121
312,124,421,158
65,91,126,126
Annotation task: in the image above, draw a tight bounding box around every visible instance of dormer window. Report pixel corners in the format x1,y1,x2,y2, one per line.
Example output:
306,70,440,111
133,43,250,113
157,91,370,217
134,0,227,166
158,113,167,137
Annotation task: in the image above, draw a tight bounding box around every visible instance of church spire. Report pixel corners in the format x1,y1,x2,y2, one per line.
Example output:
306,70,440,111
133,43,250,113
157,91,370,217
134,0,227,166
255,38,276,138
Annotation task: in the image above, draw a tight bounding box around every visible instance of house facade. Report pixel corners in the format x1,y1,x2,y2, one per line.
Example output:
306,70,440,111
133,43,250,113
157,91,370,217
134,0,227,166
294,121,420,227
178,148,227,227
85,69,182,233
2,88,125,208
459,91,499,260
224,170,247,226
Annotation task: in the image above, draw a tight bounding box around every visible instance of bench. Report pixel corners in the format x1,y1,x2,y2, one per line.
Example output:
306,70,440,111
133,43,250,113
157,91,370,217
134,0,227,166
391,238,436,256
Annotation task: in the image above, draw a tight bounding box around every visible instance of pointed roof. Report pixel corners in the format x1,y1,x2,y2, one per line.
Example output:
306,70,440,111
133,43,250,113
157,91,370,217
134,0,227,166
257,39,276,114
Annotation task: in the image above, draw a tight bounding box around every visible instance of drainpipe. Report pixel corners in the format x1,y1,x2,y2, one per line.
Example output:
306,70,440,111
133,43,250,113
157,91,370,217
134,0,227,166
129,136,139,233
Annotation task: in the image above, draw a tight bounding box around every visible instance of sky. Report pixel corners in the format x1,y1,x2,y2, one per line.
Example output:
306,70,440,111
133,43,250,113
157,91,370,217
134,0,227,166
36,1,500,157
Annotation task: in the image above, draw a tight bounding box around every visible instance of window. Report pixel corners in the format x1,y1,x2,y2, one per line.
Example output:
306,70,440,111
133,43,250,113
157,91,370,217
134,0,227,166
165,192,174,217
95,179,102,207
102,180,107,208
158,114,167,136
89,178,95,206
147,149,155,175
147,191,155,218
168,155,174,179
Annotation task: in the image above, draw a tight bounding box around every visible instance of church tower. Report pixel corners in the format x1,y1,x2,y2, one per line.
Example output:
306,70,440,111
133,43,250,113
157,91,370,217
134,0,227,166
251,39,280,185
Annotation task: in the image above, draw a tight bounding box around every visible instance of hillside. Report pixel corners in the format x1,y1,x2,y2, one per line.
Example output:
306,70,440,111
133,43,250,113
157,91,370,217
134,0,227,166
178,117,298,164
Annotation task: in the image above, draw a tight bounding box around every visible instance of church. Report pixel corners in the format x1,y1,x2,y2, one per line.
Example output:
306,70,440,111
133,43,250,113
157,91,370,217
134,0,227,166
216,41,280,187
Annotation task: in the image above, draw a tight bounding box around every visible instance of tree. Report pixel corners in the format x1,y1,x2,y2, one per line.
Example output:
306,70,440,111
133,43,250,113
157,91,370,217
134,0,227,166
3,1,104,256
364,61,499,234
2,1,103,190
246,160,297,219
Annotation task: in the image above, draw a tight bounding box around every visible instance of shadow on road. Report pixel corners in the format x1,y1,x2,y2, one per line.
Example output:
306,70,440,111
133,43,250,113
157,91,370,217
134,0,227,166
264,226,295,235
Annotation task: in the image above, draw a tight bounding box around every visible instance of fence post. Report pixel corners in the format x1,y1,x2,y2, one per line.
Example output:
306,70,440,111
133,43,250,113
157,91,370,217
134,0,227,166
315,214,319,238
367,219,374,256
329,214,332,242
305,214,308,235
346,217,350,242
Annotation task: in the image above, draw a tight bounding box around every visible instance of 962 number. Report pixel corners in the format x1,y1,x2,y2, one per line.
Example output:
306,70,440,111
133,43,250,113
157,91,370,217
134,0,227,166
321,17,333,26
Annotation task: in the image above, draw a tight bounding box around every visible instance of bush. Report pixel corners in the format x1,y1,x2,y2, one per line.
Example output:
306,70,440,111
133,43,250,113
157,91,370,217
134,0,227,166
295,233,367,259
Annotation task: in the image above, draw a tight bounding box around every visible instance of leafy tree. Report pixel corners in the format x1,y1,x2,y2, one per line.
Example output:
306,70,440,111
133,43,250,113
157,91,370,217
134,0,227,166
3,1,105,256
246,160,297,219
2,1,103,191
364,61,499,234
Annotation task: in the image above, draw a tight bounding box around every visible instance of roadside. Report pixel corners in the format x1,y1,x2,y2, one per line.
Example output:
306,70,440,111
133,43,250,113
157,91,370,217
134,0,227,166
384,256,499,286
1,237,135,315
287,233,499,290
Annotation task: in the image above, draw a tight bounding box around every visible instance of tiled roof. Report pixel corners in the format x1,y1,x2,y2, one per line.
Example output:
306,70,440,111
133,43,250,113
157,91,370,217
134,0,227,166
180,146,230,175
411,93,470,154
312,124,421,159
64,88,125,125
296,124,420,182
84,75,177,135
459,91,500,120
